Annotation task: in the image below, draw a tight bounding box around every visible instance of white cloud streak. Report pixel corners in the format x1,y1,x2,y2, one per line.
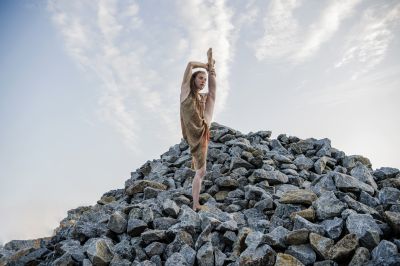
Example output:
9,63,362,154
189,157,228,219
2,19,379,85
294,0,361,61
334,3,400,79
254,0,361,64
254,0,301,61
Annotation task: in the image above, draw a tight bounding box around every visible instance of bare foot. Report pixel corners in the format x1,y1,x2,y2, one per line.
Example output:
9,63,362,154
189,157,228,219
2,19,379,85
192,204,202,211
192,205,209,212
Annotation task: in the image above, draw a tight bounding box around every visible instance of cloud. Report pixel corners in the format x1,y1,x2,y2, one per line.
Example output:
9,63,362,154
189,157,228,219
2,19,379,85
293,0,361,62
253,0,302,61
334,3,400,79
253,0,361,64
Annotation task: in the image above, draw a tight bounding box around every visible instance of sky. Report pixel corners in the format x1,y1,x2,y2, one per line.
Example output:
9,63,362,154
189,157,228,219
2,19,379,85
0,0,399,245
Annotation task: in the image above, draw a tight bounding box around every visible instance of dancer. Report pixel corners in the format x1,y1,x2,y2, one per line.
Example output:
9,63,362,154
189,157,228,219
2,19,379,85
180,48,216,211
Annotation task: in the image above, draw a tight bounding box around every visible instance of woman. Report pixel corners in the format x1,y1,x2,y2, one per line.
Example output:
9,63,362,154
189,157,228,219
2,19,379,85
180,55,216,211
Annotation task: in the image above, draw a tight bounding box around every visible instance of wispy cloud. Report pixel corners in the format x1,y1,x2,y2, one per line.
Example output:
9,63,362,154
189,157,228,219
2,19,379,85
254,0,302,61
293,0,361,62
253,0,361,64
334,3,400,79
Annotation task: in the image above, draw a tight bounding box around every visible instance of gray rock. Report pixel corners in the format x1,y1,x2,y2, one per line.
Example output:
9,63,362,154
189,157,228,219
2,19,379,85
314,157,328,174
313,260,338,266
342,195,380,218
244,185,270,200
313,191,347,220
329,233,358,261
144,242,166,257
153,217,178,230
310,174,337,196
275,253,304,266
359,190,380,207
279,189,317,205
108,211,128,234
162,199,180,218
374,167,400,181
230,157,254,171
350,163,378,190
284,229,309,245
84,238,114,266
165,252,188,266
379,187,400,205
293,215,325,235
384,211,400,235
346,214,382,249
348,247,370,266
371,240,398,264
56,239,86,262
263,170,289,184
215,176,239,188
293,155,314,170
113,240,134,261
127,218,147,236
333,172,374,195
286,244,316,265
164,231,194,258
320,217,343,240
239,243,276,266
196,242,214,266
309,232,334,259
141,230,166,245
214,248,227,266
180,244,196,266
53,253,77,266
262,226,290,249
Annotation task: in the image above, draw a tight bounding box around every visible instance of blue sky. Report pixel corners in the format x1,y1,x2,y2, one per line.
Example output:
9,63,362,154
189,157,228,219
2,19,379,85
0,0,399,245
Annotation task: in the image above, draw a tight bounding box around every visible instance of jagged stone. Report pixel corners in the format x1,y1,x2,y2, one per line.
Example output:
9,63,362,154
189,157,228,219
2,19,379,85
346,213,382,249
284,229,309,245
84,238,114,266
127,218,147,236
374,167,400,181
290,207,316,222
313,191,347,220
126,180,167,195
279,189,317,205
286,244,316,265
309,233,334,260
329,234,358,261
239,243,276,266
371,240,398,265
332,172,374,195
293,215,324,235
384,211,400,235
108,211,128,234
275,253,304,266
379,187,400,205
320,217,343,240
162,199,180,218
196,241,214,266
348,247,370,266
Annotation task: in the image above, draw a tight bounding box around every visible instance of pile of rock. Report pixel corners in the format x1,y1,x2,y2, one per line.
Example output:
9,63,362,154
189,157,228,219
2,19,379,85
1,122,399,265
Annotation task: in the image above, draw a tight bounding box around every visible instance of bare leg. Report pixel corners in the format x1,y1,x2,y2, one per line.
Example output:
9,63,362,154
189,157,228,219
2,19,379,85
192,163,206,211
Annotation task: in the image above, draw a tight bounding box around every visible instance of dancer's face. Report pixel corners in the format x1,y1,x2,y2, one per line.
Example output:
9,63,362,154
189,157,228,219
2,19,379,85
195,73,207,91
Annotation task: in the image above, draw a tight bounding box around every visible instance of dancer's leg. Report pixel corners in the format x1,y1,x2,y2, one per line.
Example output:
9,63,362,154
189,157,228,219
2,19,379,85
192,163,206,210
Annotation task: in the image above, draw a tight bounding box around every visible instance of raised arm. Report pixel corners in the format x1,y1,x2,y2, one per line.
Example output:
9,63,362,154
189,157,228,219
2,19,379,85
207,66,216,98
181,61,207,87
